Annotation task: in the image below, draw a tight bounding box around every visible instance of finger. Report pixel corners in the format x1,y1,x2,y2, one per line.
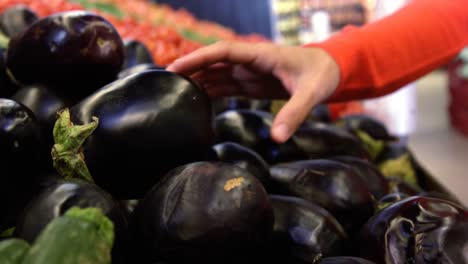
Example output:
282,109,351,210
167,41,261,75
270,77,324,143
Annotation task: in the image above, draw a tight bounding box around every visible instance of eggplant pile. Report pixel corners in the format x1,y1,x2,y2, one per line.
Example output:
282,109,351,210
0,5,466,264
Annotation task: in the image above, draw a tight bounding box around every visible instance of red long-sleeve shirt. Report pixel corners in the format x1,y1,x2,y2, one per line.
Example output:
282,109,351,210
307,0,468,102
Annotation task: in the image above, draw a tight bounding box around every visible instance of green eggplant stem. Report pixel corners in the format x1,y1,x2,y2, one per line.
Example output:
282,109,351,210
0,31,10,49
355,129,385,161
51,109,98,183
379,153,418,186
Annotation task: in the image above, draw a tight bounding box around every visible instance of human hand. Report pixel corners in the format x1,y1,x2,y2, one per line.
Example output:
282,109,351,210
167,41,340,143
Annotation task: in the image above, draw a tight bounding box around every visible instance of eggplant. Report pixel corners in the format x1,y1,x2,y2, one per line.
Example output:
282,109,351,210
318,257,376,264
57,70,214,199
117,63,163,79
358,196,468,263
292,122,371,160
6,11,124,102
0,98,45,231
12,84,66,160
270,160,374,233
335,114,396,141
376,193,410,211
131,162,274,263
214,109,306,164
330,156,389,199
386,177,422,196
15,179,128,262
212,96,271,115
0,49,18,98
122,39,155,69
308,104,332,123
118,199,139,220
213,142,271,190
265,195,347,263
0,5,38,37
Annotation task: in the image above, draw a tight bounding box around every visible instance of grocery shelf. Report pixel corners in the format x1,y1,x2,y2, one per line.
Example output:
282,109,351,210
409,70,468,206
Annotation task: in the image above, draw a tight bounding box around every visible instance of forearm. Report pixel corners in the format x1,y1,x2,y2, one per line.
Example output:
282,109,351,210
307,0,468,102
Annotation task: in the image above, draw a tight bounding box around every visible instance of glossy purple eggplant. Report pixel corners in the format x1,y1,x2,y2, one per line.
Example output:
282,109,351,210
335,114,396,141
66,69,214,199
15,179,128,262
122,39,155,69
213,141,271,190
292,122,370,160
212,96,272,115
6,11,124,102
117,63,163,79
0,5,38,37
330,156,389,199
307,104,332,123
318,257,376,264
214,109,307,164
265,195,347,263
0,98,44,231
12,84,66,158
270,160,374,233
358,196,468,263
0,49,18,98
131,162,274,263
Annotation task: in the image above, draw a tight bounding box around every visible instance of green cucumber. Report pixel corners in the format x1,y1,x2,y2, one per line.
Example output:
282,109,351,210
0,238,30,264
22,207,114,264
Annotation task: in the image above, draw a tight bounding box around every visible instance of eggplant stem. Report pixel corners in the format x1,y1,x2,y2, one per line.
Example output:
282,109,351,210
51,108,98,183
0,31,9,49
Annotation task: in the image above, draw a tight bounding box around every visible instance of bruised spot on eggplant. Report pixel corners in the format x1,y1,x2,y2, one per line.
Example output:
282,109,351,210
224,177,245,192
131,162,273,263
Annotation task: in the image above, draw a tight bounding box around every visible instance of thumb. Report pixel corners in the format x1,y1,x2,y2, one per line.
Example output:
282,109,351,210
270,79,324,143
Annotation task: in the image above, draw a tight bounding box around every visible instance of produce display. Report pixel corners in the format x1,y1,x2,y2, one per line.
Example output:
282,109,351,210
0,4,467,264
0,0,267,66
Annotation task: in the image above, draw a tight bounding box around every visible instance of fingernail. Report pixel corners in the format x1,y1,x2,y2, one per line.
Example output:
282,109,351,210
273,123,290,142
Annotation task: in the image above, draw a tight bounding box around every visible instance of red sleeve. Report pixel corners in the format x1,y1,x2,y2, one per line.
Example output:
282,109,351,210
305,0,468,102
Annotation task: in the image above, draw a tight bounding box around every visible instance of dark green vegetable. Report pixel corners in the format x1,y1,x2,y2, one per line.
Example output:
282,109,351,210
358,196,468,263
6,11,124,102
131,162,274,263
54,70,214,199
22,207,114,264
0,238,30,264
214,109,306,164
292,122,370,160
122,39,155,69
265,195,347,263
0,5,38,37
270,160,374,233
213,142,272,190
0,98,45,231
